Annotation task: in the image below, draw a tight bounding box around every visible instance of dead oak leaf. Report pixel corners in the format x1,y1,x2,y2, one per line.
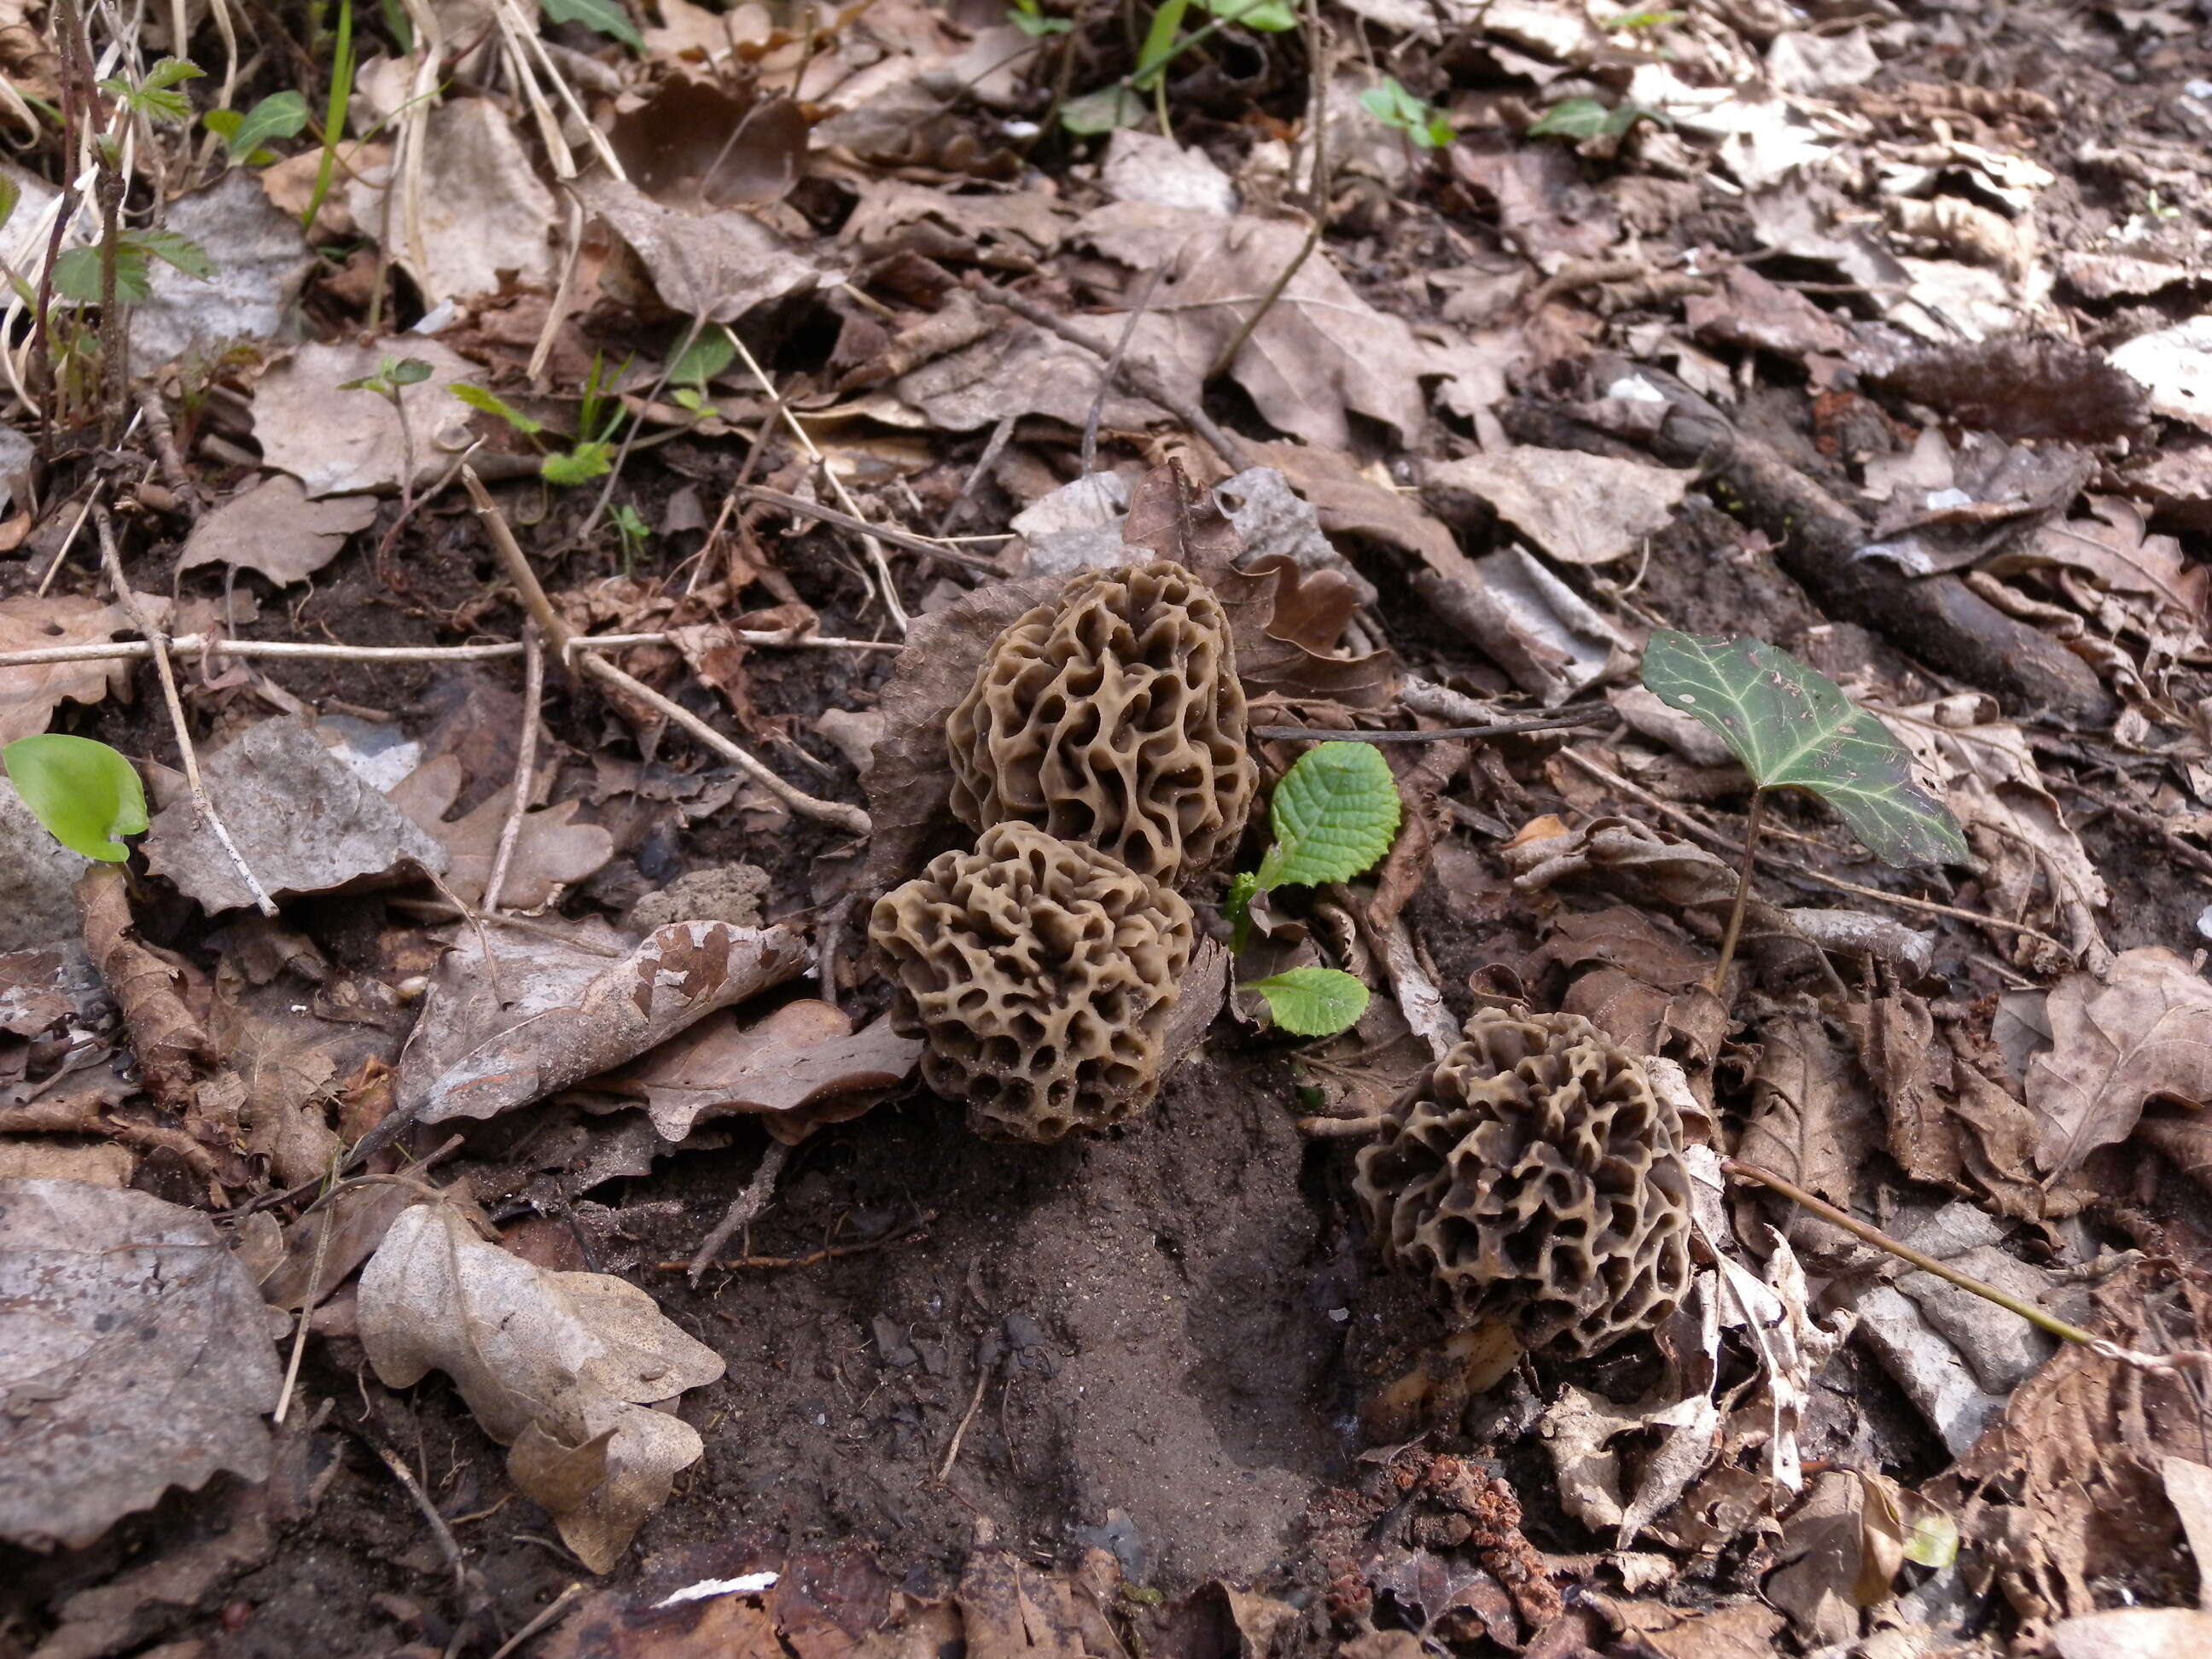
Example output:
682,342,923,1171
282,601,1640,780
0,594,142,744
1425,449,1691,567
358,1196,724,1574
0,1179,282,1550
387,752,614,909
2029,946,2212,1179
178,474,377,586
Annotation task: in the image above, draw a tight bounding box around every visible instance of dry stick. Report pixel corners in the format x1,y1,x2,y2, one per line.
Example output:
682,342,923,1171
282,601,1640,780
0,630,900,671
366,1435,474,1604
725,332,910,636
686,1138,791,1285
463,469,870,836
1081,262,1167,478
94,509,278,917
1252,709,1610,742
481,622,543,917
656,1210,936,1273
34,482,102,597
485,1583,587,1659
739,485,1008,574
937,1346,1000,1483
272,1155,342,1427
1556,747,2076,957
964,274,1261,474
1723,1157,2212,1375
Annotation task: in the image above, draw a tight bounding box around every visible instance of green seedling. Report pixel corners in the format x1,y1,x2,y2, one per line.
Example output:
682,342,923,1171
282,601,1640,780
1528,95,1668,142
1361,78,1453,149
667,323,735,416
205,90,310,166
1007,0,1073,36
3,735,148,862
611,503,650,572
340,354,434,398
301,0,357,234
1603,8,1686,27
1228,741,1403,1039
542,0,642,49
51,229,211,305
99,56,202,125
451,352,630,484
1640,630,1968,993
1062,0,1297,135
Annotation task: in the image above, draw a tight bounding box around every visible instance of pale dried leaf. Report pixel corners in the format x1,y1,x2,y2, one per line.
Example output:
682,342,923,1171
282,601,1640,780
141,717,450,912
358,1198,724,1572
388,755,614,909
177,474,378,585
253,338,477,498
2028,946,2212,1178
2051,1608,2212,1659
0,1179,281,1549
346,98,556,304
128,169,314,370
0,595,139,744
1425,450,1691,566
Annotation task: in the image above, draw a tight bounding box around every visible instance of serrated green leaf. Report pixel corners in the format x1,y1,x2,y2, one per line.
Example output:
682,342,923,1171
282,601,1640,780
3,735,148,862
451,381,544,434
542,441,614,486
542,0,643,49
1243,968,1369,1037
52,244,153,303
1641,630,1969,868
142,57,205,92
131,229,212,280
1259,742,1401,889
209,90,308,162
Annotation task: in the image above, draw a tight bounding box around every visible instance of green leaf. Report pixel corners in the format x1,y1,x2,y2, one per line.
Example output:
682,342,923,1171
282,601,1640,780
1902,1508,1959,1571
1060,84,1145,134
51,244,153,303
1007,4,1073,34
142,57,206,92
208,90,308,162
1223,867,1258,950
542,441,614,486
541,0,643,49
667,323,734,387
451,381,544,434
1604,7,1686,27
1528,96,1614,140
3,735,148,862
131,228,212,280
1198,0,1297,30
1242,967,1370,1037
387,356,434,386
1640,630,1969,868
0,175,20,234
1135,0,1191,83
1257,741,1401,889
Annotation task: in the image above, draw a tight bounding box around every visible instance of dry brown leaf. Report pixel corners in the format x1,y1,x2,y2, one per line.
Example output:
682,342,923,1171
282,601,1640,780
0,594,141,743
399,917,811,1127
1531,906,1712,992
608,79,805,211
344,97,556,304
1243,439,1462,571
76,864,213,1112
388,753,614,909
587,174,821,325
2051,1609,2212,1659
1077,201,1429,451
142,717,449,913
176,474,377,586
2028,946,2212,1179
253,337,476,498
0,1179,282,1549
1425,449,1692,567
608,998,920,1143
1739,1010,1882,1268
358,1196,725,1573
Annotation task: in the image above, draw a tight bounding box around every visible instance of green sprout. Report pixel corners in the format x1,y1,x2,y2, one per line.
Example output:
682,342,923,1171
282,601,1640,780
1361,78,1454,149
3,736,148,862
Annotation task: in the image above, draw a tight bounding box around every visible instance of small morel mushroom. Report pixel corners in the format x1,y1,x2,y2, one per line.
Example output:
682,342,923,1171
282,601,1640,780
1353,1009,1692,1358
946,561,1256,885
869,820,1196,1143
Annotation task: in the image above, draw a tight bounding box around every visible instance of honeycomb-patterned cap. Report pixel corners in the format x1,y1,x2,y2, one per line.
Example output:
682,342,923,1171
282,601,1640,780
1353,1009,1692,1356
868,821,1196,1142
946,562,1255,886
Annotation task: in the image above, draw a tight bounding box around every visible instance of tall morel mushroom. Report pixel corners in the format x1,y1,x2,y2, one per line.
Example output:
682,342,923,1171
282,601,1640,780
946,561,1256,886
1353,1010,1692,1358
869,820,1196,1143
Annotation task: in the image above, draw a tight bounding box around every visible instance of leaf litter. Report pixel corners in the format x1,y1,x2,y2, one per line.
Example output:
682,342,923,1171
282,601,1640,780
7,0,2212,1651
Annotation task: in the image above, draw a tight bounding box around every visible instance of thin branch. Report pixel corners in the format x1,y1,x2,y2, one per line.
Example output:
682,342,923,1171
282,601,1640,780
687,1139,790,1284
655,1210,936,1273
95,509,277,917
481,622,543,916
739,485,1009,574
965,274,1260,474
1084,262,1166,476
1253,709,1610,742
0,630,899,671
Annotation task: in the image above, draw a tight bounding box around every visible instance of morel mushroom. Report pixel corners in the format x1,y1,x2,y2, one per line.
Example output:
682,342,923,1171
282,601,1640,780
869,820,1196,1143
946,561,1256,885
1353,1010,1692,1357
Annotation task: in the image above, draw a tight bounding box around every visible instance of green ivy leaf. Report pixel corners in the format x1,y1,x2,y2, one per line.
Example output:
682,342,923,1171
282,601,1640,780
207,90,308,163
1254,741,1401,890
541,0,643,49
542,441,614,486
1641,630,1969,869
451,381,544,434
1242,967,1370,1037
3,735,148,862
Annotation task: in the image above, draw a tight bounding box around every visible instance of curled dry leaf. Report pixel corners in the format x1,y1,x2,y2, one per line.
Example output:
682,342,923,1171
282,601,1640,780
141,716,450,913
76,862,214,1112
608,998,921,1144
0,1179,282,1550
2029,946,2212,1179
358,1196,725,1574
398,917,811,1127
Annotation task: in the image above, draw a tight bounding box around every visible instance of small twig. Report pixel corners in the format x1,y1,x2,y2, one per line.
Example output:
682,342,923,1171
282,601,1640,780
1296,1113,1390,1138
0,630,899,672
657,1209,936,1273
273,1153,344,1426
687,1139,792,1284
1723,1157,2212,1374
486,1582,586,1659
95,509,277,917
937,1344,1000,1483
1253,710,1610,742
35,483,103,597
464,469,870,836
1083,263,1166,477
725,333,909,635
481,622,543,916
366,1435,474,1604
965,275,1260,474
739,485,1008,574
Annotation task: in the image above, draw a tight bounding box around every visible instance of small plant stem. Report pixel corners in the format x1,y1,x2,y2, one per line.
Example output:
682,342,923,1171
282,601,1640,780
1723,1157,2104,1348
95,507,279,917
1083,263,1165,476
0,630,901,671
273,1152,343,1426
480,621,541,916
1707,785,1767,997
93,152,125,446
